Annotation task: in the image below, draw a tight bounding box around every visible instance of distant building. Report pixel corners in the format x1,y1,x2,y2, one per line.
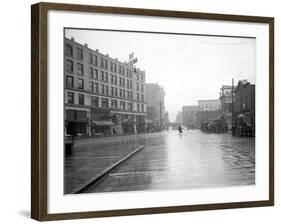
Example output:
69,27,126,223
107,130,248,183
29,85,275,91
164,111,169,130
146,83,165,131
64,37,146,136
164,111,169,123
198,99,221,111
195,110,222,129
175,111,183,124
220,85,236,113
234,80,255,120
182,106,199,129
220,85,236,130
195,99,221,129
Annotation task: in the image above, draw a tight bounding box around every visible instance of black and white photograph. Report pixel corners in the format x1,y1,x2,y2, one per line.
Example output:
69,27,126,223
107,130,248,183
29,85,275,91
28,2,275,221
64,28,256,195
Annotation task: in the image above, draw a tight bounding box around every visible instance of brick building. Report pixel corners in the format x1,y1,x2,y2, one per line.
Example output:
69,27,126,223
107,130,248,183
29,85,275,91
195,99,221,129
145,83,165,131
220,85,236,113
175,111,183,124
182,105,199,129
198,99,221,111
220,85,236,130
234,80,255,123
64,37,146,136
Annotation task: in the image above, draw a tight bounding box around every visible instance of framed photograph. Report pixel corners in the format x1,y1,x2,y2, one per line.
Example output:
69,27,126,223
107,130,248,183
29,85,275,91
31,2,274,221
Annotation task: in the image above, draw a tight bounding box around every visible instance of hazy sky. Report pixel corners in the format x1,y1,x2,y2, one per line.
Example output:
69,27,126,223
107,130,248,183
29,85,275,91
65,29,256,122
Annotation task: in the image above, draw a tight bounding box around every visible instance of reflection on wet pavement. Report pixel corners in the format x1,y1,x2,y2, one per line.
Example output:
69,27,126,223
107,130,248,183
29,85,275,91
84,130,255,193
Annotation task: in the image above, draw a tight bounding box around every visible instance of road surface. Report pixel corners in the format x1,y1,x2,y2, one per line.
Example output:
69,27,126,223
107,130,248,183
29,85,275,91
82,130,255,193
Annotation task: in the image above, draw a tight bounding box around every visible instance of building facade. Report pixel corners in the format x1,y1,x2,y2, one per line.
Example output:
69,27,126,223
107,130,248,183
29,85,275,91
220,85,235,113
64,37,146,136
194,99,222,129
164,111,169,130
220,85,236,130
175,111,183,124
198,99,221,111
145,83,165,131
195,110,222,129
234,80,255,121
182,105,199,129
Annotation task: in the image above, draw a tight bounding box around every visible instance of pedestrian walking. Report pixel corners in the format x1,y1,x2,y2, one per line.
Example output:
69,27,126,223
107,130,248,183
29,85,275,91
178,125,183,135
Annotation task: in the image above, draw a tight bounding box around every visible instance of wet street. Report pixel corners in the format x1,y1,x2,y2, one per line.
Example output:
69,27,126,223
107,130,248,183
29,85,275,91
82,130,255,193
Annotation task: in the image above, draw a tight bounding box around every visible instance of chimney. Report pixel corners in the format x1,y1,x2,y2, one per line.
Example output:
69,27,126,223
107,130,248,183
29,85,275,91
84,43,88,47
71,37,75,41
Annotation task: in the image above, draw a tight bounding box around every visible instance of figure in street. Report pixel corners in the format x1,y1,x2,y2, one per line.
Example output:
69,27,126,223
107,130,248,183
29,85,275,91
178,125,183,135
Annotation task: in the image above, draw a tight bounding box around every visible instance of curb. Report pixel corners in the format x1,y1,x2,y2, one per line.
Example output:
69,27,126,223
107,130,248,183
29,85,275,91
72,131,164,142
72,145,144,194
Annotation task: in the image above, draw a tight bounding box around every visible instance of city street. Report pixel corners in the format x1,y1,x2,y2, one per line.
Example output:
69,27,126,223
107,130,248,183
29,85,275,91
66,130,255,194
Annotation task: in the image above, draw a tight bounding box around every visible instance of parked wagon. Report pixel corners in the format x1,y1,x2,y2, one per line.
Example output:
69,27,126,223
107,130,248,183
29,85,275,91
200,115,228,134
232,113,255,137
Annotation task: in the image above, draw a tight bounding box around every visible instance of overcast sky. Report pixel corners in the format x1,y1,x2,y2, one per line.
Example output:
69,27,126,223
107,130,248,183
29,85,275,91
65,29,256,122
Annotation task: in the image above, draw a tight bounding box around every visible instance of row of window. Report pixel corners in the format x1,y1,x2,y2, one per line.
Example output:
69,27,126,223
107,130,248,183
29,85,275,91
67,92,145,112
135,72,144,82
66,76,144,101
66,60,145,90
66,43,145,80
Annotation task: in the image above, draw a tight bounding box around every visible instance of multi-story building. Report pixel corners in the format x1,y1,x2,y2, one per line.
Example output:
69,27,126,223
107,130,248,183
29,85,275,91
220,85,236,113
195,110,222,129
163,111,169,130
198,99,221,111
220,85,236,130
64,37,146,136
182,105,199,129
175,111,183,124
145,83,165,131
234,80,255,123
195,99,221,129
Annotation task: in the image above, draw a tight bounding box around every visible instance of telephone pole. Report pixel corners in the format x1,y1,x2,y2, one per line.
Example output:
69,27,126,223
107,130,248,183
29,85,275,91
231,78,234,134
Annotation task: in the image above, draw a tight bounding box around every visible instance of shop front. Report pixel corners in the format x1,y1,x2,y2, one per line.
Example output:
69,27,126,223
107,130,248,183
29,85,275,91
91,120,115,136
65,109,89,136
136,115,146,133
121,114,135,134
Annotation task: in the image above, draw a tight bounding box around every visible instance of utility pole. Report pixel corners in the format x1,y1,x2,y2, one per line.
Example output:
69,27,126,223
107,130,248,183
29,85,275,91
132,67,137,134
159,101,163,131
231,78,234,133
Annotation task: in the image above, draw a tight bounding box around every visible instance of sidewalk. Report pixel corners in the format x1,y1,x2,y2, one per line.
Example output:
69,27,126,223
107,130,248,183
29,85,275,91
64,135,144,194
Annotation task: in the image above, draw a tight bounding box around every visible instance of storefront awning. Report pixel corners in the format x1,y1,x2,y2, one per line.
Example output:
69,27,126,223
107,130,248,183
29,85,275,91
66,119,88,123
92,120,114,126
121,118,133,124
146,119,154,124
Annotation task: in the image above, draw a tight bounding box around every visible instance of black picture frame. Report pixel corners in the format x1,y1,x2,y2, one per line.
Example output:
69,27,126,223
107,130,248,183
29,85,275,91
31,2,274,221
